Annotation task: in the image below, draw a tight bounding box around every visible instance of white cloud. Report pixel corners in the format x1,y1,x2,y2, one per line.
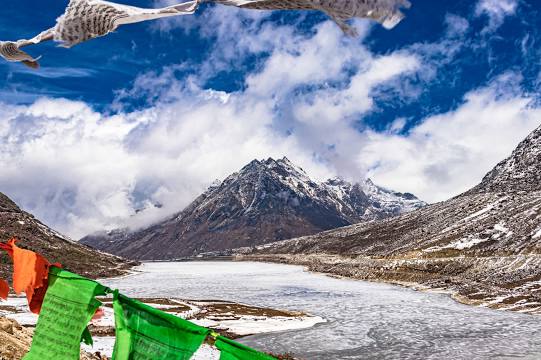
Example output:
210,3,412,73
475,0,518,31
444,14,469,37
0,20,420,239
5,71,538,239
357,78,541,202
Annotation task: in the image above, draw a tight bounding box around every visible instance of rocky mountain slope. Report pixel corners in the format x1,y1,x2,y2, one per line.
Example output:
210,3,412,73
0,192,134,280
470,124,541,193
239,125,541,315
81,157,425,260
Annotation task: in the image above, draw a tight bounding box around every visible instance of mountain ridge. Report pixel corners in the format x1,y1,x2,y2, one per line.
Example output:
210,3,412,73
469,124,541,193
81,157,425,260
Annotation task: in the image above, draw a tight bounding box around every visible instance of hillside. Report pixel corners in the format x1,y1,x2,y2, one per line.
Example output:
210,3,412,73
239,125,541,315
0,192,134,280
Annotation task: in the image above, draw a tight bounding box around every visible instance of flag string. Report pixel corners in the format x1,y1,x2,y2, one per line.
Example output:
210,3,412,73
0,238,277,360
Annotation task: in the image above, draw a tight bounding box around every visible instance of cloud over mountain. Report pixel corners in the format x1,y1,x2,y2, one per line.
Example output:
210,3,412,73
0,0,539,239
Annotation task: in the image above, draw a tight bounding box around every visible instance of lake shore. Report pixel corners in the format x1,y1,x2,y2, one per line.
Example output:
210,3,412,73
234,253,541,316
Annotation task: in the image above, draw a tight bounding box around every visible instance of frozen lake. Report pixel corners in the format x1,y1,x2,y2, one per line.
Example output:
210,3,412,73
102,261,541,360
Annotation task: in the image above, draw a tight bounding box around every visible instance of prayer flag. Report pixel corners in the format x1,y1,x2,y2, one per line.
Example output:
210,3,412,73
0,279,8,300
1,238,284,360
215,336,277,360
0,238,61,313
112,291,209,360
24,267,107,360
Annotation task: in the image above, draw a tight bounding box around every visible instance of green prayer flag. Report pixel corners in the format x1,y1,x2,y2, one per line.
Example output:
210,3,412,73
24,267,108,360
112,291,210,360
215,336,277,360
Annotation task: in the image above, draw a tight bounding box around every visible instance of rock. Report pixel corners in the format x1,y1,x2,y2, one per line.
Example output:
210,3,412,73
0,316,14,334
0,316,32,360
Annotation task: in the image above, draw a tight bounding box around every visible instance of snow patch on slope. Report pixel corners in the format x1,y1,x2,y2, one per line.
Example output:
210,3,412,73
444,236,490,250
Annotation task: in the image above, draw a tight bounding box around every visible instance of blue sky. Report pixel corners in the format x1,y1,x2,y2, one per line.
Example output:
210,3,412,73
1,0,540,238
3,0,540,118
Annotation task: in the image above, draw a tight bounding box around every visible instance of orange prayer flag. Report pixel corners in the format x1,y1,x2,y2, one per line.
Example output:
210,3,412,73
0,279,8,300
0,238,61,314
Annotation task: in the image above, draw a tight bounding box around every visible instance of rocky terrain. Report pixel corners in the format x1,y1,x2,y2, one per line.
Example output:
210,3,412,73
82,157,424,260
0,316,105,360
237,125,541,315
0,192,135,280
0,317,34,360
0,187,135,360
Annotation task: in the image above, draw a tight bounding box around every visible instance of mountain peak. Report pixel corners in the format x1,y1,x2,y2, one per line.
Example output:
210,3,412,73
243,159,262,169
242,157,297,169
278,156,293,165
239,157,311,183
263,157,277,165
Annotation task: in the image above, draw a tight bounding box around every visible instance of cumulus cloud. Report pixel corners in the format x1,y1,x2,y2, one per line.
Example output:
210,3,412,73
5,70,538,240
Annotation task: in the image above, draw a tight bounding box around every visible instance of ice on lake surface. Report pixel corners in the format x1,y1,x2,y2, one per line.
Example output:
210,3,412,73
101,261,541,360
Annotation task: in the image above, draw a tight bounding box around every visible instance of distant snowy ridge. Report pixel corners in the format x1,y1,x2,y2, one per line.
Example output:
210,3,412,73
210,157,425,221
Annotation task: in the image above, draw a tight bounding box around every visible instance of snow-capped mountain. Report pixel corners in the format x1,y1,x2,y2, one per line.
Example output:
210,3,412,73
81,157,425,260
323,177,425,221
242,125,541,315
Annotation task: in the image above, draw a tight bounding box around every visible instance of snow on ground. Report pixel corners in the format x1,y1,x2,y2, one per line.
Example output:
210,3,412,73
82,339,221,359
533,227,541,239
425,234,493,252
444,236,490,250
82,336,116,357
462,205,495,221
493,222,512,237
0,297,38,326
191,345,221,360
1,295,324,359
441,198,510,234
463,197,509,222
192,314,325,336
428,221,513,252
